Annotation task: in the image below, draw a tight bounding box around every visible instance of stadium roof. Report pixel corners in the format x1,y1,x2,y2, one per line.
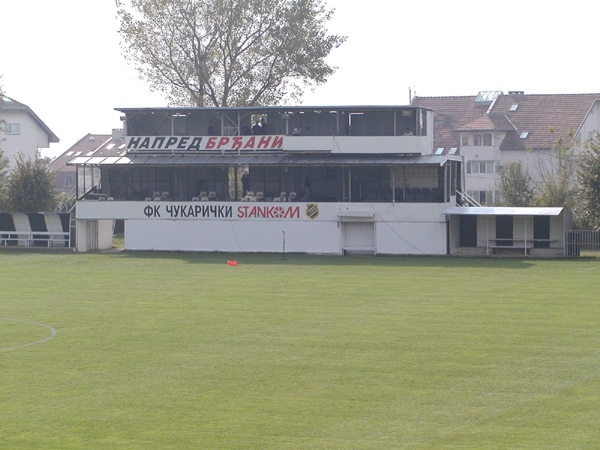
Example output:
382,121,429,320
68,153,459,167
443,207,564,216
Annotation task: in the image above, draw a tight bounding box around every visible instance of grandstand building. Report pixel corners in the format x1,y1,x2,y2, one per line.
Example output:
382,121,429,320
67,105,567,256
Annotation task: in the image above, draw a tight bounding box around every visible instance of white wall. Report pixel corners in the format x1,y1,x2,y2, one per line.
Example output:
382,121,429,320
76,200,449,255
0,110,51,167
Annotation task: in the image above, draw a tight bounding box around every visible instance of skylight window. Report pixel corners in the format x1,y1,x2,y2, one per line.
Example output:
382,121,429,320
475,91,502,104
509,104,518,111
435,148,444,155
519,131,529,139
449,147,458,155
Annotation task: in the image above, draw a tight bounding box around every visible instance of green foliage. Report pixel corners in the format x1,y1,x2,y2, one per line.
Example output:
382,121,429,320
115,0,346,107
577,133,600,230
0,148,8,210
5,152,57,212
1,76,7,208
532,129,578,208
1,253,600,448
498,160,534,206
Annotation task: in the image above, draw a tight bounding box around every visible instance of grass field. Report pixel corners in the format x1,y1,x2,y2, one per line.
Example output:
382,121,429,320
1,251,599,449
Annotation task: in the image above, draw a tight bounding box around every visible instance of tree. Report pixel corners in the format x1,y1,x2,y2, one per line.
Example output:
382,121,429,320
498,160,535,206
6,153,57,212
115,0,345,107
0,149,8,210
0,78,7,209
577,133,600,230
532,128,578,209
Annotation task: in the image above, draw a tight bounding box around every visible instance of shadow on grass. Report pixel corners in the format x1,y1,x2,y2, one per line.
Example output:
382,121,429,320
2,246,595,269
109,250,549,269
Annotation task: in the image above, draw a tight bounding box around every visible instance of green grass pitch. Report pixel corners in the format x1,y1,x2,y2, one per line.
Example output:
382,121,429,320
1,251,599,449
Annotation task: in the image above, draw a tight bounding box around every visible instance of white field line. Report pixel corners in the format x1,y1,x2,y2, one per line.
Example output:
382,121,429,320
0,318,57,351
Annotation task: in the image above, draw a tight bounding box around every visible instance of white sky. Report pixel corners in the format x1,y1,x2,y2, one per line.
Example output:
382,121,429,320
2,0,599,159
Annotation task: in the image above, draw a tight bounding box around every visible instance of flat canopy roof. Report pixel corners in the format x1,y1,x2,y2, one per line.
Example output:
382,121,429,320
68,154,457,167
115,105,433,114
443,206,564,216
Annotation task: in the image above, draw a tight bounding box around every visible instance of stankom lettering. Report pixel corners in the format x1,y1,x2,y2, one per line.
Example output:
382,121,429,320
237,205,300,219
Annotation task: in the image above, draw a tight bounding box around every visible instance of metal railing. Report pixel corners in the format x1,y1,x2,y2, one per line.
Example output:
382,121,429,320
456,190,482,207
565,230,600,256
54,187,77,212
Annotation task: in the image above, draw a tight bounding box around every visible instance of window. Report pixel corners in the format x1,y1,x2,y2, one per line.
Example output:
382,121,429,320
3,123,20,135
473,133,492,146
461,134,469,146
479,191,489,204
467,161,497,174
519,131,529,139
64,174,74,188
467,190,498,205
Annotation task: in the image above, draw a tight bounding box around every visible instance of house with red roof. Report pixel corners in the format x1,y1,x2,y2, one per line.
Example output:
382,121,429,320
412,91,600,204
50,133,113,195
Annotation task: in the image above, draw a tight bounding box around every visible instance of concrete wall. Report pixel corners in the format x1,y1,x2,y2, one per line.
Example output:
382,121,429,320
76,200,449,255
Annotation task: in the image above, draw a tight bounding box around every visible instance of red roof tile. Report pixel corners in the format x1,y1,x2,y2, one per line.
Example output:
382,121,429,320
412,92,600,153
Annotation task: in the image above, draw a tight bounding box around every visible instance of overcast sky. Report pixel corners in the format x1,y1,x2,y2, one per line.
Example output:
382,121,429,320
2,0,599,158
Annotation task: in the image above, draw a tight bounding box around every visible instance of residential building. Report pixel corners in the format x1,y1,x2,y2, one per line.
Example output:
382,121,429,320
0,96,59,168
50,133,119,195
412,91,600,205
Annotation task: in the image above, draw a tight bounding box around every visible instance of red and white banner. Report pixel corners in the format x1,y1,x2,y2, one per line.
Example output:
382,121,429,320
126,135,284,153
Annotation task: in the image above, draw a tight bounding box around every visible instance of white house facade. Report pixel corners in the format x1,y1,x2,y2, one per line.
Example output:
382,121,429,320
0,96,59,168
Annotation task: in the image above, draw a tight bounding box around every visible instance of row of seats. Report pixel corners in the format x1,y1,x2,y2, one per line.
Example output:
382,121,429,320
141,190,305,202
273,191,297,202
145,191,170,201
241,191,263,202
244,191,298,202
192,191,218,201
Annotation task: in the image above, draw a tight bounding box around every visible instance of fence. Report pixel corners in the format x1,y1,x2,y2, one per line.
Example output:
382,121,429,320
565,230,600,256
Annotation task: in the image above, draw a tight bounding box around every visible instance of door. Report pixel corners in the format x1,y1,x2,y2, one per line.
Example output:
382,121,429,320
533,216,550,248
459,215,477,247
496,215,513,246
342,222,375,255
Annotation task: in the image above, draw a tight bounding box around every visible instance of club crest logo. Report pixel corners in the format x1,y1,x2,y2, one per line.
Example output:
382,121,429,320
305,203,319,220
